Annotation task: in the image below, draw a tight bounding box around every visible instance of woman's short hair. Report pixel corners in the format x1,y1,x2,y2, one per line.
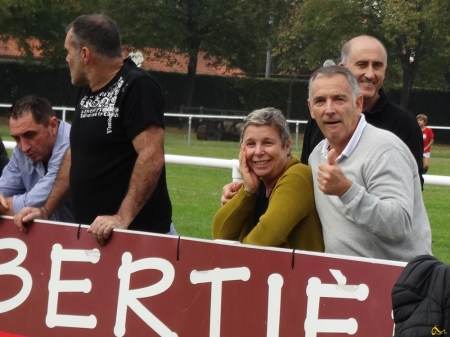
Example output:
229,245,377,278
240,108,290,146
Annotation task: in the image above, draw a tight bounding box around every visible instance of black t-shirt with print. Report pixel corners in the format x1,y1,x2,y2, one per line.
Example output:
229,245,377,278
70,58,172,233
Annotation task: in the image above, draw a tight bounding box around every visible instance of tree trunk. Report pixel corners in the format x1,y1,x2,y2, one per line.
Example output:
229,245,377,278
286,80,292,119
182,51,199,108
400,54,420,109
398,21,425,109
400,65,412,108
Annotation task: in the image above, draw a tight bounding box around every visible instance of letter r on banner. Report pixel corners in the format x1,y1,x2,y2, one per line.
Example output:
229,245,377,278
114,253,177,337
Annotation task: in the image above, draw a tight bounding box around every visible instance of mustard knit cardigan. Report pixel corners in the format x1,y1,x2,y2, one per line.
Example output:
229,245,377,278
212,156,324,252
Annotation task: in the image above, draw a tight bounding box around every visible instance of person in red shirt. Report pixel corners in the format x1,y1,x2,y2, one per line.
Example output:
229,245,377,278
417,114,434,174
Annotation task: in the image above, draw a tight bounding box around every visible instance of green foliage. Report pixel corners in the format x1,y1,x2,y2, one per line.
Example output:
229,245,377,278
274,0,450,106
103,0,290,75
380,0,450,105
101,0,292,106
273,0,379,73
0,0,102,66
3,0,450,108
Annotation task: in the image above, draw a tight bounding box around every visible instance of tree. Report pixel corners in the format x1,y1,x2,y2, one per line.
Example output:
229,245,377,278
273,0,450,108
381,0,450,107
104,0,292,107
274,0,380,74
0,0,101,66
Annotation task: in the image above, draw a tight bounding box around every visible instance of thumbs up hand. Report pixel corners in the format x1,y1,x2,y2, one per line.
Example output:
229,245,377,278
327,148,338,166
317,149,352,196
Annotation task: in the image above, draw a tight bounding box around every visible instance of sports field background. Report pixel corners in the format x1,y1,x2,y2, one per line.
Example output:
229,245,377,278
1,123,449,264
163,127,450,264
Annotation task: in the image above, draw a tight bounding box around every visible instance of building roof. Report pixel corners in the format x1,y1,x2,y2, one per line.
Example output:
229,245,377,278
129,48,243,76
0,37,243,76
0,37,42,60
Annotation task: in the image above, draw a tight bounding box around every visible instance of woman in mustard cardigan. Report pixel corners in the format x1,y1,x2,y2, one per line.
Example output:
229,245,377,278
212,108,324,251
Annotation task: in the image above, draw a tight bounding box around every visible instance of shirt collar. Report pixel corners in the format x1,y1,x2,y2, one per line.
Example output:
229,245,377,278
320,114,367,162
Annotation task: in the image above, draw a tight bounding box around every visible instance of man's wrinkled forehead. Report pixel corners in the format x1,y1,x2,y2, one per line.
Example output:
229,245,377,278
311,73,352,95
347,38,387,65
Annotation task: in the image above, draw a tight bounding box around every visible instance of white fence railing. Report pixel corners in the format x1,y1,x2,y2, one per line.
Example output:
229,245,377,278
2,103,450,186
0,104,306,149
3,103,449,150
0,103,75,123
164,113,308,148
3,141,450,186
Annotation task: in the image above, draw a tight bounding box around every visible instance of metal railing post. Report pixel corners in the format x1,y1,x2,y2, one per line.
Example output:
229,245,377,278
188,116,192,146
231,159,241,182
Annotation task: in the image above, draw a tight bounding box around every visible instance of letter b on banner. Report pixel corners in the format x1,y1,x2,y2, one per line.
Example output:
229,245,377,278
0,238,32,313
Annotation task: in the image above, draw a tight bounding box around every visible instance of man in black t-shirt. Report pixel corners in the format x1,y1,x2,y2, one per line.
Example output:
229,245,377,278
14,14,174,246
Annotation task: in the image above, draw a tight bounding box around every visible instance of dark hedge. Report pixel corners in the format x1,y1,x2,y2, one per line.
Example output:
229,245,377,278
1,62,448,143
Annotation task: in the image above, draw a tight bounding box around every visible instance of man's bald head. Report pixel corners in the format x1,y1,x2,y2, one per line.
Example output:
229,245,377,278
339,35,387,111
341,35,387,66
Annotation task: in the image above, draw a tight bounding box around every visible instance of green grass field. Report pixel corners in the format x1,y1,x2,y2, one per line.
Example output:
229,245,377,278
163,127,450,264
1,123,449,263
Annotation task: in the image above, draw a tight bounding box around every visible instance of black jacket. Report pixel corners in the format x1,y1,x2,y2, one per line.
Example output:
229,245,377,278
392,255,450,336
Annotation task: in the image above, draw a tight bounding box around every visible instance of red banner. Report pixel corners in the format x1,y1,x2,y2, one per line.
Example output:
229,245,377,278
0,217,404,336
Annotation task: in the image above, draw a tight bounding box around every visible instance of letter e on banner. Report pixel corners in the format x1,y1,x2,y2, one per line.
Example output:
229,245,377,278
46,244,100,329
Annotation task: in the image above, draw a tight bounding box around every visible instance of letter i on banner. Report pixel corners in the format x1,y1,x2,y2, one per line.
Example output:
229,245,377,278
267,274,283,337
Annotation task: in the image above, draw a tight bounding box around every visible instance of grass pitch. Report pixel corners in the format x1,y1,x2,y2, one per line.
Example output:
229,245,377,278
1,122,449,263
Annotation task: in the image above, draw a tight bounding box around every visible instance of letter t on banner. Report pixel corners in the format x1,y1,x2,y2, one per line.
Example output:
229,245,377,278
190,267,251,337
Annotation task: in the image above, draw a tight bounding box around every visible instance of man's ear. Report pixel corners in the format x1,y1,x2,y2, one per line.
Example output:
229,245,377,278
355,94,364,113
81,46,90,64
48,116,58,135
338,62,345,67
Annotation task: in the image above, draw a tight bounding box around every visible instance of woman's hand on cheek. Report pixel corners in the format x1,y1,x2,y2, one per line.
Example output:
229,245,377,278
239,144,260,193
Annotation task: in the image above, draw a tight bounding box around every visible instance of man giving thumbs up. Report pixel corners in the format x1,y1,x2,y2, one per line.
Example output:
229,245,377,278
307,66,431,262
317,149,352,197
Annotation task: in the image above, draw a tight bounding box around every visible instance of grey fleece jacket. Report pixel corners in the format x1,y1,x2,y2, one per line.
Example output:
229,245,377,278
309,123,432,262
